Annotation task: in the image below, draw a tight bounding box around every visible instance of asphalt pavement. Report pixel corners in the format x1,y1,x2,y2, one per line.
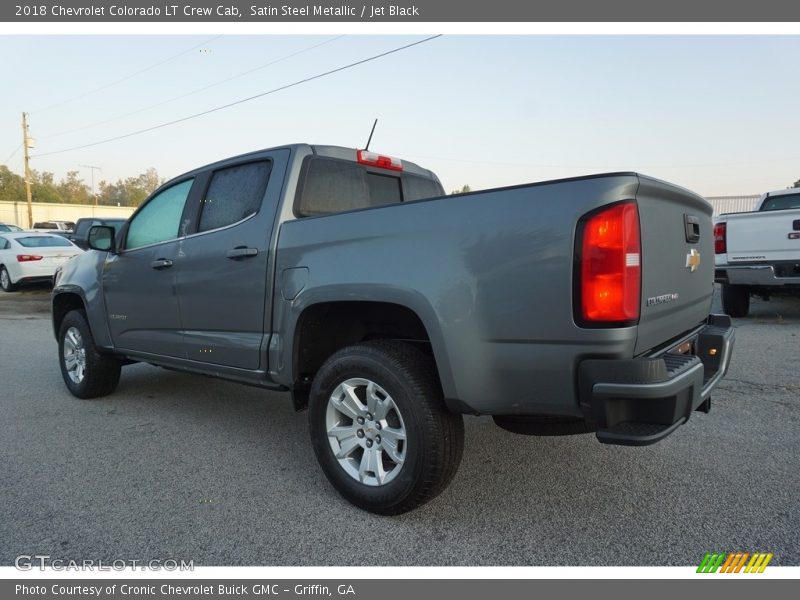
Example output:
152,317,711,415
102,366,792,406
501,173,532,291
1,286,798,566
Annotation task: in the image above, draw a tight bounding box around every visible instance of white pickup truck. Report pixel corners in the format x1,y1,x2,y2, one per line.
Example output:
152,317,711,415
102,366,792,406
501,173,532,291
714,188,800,316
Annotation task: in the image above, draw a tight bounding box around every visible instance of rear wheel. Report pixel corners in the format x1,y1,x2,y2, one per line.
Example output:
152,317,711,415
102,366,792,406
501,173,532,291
721,284,750,317
0,266,17,292
308,340,464,515
58,310,122,399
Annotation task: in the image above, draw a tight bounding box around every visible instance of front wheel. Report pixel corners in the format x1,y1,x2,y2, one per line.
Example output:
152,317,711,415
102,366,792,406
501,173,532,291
58,310,122,399
721,284,750,318
308,340,464,515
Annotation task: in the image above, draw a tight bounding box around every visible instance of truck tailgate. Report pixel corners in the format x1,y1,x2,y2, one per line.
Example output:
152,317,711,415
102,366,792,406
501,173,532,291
634,176,714,355
724,209,800,263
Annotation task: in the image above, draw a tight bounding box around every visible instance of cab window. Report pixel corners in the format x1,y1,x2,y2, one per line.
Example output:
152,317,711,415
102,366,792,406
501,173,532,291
198,161,272,233
126,179,193,250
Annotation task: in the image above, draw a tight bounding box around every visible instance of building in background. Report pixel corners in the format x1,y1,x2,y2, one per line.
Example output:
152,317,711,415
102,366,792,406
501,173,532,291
705,195,760,216
0,200,134,227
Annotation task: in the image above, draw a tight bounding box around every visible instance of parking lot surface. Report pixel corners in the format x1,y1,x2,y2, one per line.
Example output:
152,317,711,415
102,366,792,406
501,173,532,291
1,286,798,566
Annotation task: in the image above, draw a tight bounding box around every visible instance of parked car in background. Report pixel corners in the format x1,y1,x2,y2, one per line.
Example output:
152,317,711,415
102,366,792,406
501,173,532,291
66,217,128,250
714,188,800,316
0,233,82,292
33,220,75,233
0,223,24,233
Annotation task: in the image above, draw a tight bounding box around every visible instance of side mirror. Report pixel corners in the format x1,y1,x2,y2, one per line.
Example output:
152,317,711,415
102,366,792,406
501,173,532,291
87,225,117,253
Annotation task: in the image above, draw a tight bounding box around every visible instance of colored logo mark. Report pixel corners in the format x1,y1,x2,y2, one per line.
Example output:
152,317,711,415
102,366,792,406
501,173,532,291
697,552,773,573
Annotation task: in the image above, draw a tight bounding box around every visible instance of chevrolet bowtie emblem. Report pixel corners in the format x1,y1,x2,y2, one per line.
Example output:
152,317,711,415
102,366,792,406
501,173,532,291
686,248,701,272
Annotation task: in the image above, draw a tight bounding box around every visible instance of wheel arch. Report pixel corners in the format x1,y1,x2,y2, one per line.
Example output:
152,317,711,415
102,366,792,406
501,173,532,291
283,291,455,411
52,285,114,350
52,290,87,339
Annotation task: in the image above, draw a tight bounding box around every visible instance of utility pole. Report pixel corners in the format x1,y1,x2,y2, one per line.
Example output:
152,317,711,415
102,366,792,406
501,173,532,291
21,112,34,228
80,164,102,207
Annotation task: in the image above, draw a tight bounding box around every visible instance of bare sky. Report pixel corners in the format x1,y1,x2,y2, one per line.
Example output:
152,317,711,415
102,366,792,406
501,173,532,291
1,35,798,196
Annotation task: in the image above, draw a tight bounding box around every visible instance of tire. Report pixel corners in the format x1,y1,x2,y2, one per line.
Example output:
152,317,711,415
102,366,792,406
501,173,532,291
308,340,464,515
0,266,18,292
721,284,750,318
58,309,121,399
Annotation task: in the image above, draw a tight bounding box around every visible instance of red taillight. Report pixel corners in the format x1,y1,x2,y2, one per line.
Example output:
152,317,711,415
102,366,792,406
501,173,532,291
356,149,403,171
579,201,641,325
17,254,43,262
713,222,727,254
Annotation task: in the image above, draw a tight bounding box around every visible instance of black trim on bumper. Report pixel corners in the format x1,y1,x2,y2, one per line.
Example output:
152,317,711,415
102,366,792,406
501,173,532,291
579,314,735,446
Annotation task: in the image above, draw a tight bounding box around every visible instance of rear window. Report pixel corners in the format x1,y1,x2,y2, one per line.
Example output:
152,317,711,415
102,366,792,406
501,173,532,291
76,220,102,236
404,173,444,202
16,236,73,248
761,193,800,211
295,157,442,217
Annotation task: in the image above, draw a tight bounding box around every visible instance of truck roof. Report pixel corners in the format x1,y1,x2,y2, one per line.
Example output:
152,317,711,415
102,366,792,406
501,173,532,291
169,143,438,185
762,187,800,198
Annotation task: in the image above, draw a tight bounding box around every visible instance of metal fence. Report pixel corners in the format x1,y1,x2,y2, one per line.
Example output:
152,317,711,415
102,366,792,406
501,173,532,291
705,195,760,216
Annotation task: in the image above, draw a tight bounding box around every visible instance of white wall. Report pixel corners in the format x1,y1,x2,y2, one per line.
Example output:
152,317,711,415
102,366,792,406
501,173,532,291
0,201,135,227
705,195,760,216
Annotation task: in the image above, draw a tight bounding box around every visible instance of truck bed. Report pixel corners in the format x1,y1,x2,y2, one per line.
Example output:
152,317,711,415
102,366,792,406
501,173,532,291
273,172,714,416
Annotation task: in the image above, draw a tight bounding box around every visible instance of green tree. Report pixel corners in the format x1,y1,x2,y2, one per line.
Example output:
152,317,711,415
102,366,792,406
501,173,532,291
29,170,63,203
793,178,799,188
0,165,25,202
1,166,164,207
450,184,472,195
56,170,92,204
98,168,163,207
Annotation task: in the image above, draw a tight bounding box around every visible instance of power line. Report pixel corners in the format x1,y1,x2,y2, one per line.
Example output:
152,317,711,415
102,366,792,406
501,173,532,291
42,36,345,141
3,143,22,165
33,35,443,159
32,35,223,114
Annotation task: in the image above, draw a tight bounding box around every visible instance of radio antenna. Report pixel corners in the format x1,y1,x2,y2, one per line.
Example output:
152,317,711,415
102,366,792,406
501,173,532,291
364,118,378,150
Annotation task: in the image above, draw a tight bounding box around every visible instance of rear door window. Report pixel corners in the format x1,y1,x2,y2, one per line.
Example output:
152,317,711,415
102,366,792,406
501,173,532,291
198,161,272,233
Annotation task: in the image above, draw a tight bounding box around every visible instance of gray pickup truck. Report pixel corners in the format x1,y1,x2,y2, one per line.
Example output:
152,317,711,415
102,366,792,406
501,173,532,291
52,144,735,514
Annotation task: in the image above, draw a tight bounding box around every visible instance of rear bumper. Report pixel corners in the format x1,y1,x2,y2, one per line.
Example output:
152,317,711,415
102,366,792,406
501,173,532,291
715,264,800,286
16,275,54,285
579,314,735,446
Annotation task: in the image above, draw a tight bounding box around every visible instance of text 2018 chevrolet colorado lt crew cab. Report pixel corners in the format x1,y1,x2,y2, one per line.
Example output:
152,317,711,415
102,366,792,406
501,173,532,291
52,144,735,514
